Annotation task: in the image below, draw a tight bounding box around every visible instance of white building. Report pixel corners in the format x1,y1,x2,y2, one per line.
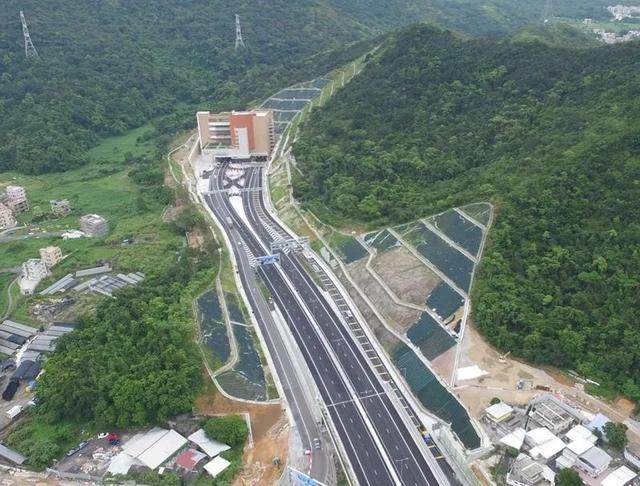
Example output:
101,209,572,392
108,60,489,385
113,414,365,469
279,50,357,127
0,204,16,229
39,246,63,268
565,424,597,444
601,466,636,486
80,214,109,237
4,186,29,213
485,402,514,424
507,454,545,486
529,399,575,434
624,442,640,469
575,446,612,477
20,259,49,295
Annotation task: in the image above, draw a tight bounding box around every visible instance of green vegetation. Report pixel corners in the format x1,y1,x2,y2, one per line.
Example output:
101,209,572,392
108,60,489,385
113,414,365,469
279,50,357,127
511,23,600,48
0,272,15,317
199,415,249,484
604,422,629,452
204,415,249,448
35,248,212,427
555,468,584,486
6,417,88,470
0,0,385,175
294,25,640,401
0,130,181,276
1,1,617,175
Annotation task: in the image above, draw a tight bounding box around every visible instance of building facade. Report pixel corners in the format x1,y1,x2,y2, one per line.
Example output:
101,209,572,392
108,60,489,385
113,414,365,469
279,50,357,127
196,110,275,160
0,204,16,229
22,259,48,281
4,186,29,213
80,214,109,237
39,246,63,268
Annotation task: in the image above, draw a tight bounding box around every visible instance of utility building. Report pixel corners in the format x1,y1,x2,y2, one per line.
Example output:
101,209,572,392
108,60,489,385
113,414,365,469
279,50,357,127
196,110,275,161
80,214,109,237
0,204,16,229
528,399,574,434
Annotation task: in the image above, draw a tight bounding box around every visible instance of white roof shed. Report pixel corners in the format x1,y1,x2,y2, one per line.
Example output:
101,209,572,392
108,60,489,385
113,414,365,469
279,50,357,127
486,402,513,421
566,439,595,456
602,466,636,486
188,428,230,457
526,427,557,446
530,437,566,460
499,428,526,451
138,430,187,470
566,424,597,444
204,456,231,478
120,427,188,470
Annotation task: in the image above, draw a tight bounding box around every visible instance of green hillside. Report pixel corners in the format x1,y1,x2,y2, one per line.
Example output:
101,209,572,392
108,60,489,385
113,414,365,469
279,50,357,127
294,25,640,401
1,0,613,175
0,0,382,174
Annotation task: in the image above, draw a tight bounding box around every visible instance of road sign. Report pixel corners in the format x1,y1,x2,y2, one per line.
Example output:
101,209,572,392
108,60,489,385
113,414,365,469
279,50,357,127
257,254,280,265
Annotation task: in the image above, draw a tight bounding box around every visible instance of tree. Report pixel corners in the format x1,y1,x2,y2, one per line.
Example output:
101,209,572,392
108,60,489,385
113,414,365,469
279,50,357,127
604,422,628,452
204,415,249,447
490,397,501,405
555,468,583,486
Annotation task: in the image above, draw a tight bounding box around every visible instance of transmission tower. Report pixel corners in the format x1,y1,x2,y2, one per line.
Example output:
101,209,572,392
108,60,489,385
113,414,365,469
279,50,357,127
541,0,554,25
20,11,39,59
235,14,245,49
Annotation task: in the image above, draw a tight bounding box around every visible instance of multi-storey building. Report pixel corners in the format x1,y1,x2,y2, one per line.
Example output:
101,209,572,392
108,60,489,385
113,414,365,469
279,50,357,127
80,214,109,237
39,246,63,268
196,110,276,161
4,186,29,213
20,258,49,294
0,203,16,229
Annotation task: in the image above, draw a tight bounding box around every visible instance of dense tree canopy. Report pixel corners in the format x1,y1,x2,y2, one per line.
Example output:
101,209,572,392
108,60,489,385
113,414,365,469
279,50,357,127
604,422,629,451
204,415,249,448
35,247,214,427
294,25,640,401
0,0,383,174
556,468,584,486
0,1,613,174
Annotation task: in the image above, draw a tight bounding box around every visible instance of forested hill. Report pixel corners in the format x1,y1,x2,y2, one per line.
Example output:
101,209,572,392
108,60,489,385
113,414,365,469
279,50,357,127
293,26,640,401
1,0,613,175
0,0,381,174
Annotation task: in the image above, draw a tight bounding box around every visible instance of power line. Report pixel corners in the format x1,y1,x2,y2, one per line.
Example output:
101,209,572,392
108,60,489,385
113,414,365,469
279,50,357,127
235,14,245,49
20,11,39,59
541,0,554,25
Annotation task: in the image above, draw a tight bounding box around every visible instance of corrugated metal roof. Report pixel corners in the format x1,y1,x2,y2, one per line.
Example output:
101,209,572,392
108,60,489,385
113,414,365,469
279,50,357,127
187,429,230,457
0,443,26,464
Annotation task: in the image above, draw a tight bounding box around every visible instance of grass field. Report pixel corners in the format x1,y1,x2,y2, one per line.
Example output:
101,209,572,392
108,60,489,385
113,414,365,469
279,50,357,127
0,272,15,318
0,124,182,319
85,124,156,163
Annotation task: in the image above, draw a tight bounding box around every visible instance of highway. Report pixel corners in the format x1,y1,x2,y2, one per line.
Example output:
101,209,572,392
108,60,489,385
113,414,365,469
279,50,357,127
204,161,451,485
204,173,333,481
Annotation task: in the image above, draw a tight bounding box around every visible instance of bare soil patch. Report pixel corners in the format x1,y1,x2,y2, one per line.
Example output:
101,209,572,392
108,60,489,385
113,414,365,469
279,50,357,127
370,246,440,307
457,319,640,430
347,258,420,334
196,381,288,485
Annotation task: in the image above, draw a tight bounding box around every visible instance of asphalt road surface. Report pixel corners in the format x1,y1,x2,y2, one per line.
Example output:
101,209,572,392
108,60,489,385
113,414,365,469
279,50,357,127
204,162,452,486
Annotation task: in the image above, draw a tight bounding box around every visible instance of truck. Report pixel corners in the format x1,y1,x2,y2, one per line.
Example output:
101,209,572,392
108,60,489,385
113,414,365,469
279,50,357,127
226,216,234,228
